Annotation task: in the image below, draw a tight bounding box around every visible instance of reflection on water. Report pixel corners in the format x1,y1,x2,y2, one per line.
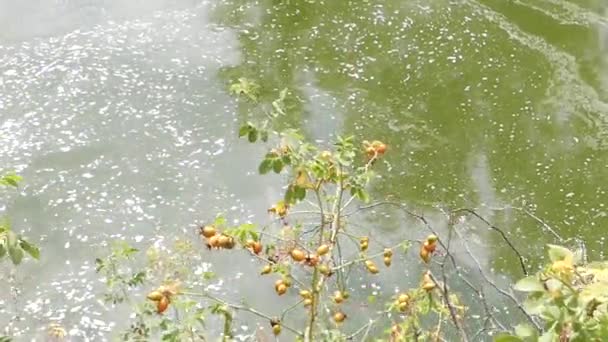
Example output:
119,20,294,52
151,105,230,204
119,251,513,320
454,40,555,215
0,0,607,339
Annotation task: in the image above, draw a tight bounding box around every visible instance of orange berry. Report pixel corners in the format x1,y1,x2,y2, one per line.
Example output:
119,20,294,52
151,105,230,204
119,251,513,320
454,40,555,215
290,249,306,262
422,271,436,292
272,324,281,335
218,235,235,249
398,294,409,303
384,256,392,267
316,244,330,256
423,240,437,253
318,264,331,276
359,237,369,251
208,234,220,248
333,291,344,304
376,143,387,154
200,225,216,238
333,311,346,323
146,291,163,302
157,296,169,313
365,260,379,274
276,283,288,295
419,246,431,263
261,265,272,275
299,290,312,299
252,241,263,254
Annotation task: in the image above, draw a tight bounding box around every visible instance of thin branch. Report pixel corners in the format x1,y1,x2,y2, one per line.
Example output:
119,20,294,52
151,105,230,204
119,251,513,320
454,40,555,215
451,208,528,276
182,291,304,337
450,227,541,331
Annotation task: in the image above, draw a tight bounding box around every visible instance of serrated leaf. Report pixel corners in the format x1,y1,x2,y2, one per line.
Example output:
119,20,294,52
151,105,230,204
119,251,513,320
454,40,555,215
19,239,39,260
514,276,545,292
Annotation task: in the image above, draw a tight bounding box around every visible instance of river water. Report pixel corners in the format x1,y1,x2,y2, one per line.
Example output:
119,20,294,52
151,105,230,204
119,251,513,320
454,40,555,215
0,0,607,340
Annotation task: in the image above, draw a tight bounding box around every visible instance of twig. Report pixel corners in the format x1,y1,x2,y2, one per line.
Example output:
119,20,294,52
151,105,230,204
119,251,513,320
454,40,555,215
451,208,528,276
450,227,541,331
182,291,304,337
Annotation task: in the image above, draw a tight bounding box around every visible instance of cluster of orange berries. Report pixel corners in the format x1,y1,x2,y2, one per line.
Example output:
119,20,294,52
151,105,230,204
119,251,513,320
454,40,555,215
363,140,388,159
199,225,264,254
419,234,438,263
359,237,393,274
394,293,410,312
146,282,179,314
199,225,235,249
290,243,329,267
274,277,292,296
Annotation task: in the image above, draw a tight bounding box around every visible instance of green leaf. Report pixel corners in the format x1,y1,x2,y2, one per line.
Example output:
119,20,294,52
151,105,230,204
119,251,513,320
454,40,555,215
272,159,283,173
0,173,22,188
258,159,273,174
0,244,6,259
514,276,545,292
214,215,227,227
514,324,537,338
294,186,306,201
493,334,523,342
523,294,546,315
8,245,23,265
19,239,39,260
260,130,269,142
547,244,573,263
538,330,557,342
248,129,258,143
95,258,104,272
284,185,295,204
238,124,251,137
128,271,146,286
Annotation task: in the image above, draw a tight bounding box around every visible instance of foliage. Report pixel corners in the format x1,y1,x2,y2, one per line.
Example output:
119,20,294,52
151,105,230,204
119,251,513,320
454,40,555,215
496,245,608,342
96,240,146,304
0,173,39,265
96,85,608,341
96,87,468,341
